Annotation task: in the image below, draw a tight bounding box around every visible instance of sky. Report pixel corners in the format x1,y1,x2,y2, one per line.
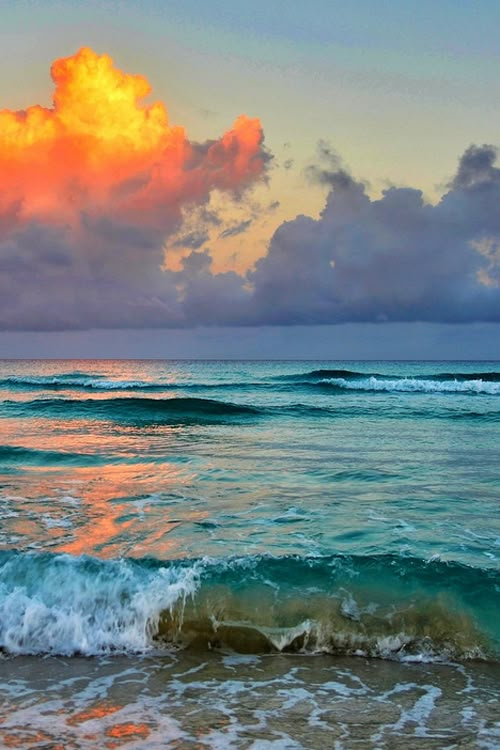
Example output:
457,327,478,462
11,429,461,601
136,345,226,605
0,0,499,358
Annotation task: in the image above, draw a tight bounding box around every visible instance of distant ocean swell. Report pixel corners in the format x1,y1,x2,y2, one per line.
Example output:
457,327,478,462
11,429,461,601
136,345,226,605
2,368,500,395
2,395,499,425
0,374,265,393
1,551,498,661
282,368,500,383
0,396,260,424
0,445,144,468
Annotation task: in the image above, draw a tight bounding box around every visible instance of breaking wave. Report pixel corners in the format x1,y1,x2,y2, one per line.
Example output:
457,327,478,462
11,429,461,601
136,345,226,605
283,367,500,383
1,551,498,661
0,374,267,393
315,376,500,395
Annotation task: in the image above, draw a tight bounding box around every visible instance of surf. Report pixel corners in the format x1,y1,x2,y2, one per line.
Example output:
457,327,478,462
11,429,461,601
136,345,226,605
1,551,498,661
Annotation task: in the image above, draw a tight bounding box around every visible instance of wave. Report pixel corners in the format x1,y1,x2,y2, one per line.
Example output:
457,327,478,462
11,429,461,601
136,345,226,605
284,367,500,380
0,372,104,389
0,551,498,661
429,371,500,382
0,445,100,467
4,367,500,395
0,374,268,394
314,377,500,395
0,374,171,392
276,368,371,382
0,396,259,425
273,401,500,423
2,396,499,426
278,367,500,394
0,445,142,468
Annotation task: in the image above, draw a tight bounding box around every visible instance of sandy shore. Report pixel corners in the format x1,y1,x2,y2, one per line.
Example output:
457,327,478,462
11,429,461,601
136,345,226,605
1,651,499,748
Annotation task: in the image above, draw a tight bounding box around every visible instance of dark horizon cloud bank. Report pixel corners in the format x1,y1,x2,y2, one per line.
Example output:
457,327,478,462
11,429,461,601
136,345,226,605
0,48,269,331
2,141,499,332
0,139,500,330
0,50,499,333
249,142,500,326
1,323,499,360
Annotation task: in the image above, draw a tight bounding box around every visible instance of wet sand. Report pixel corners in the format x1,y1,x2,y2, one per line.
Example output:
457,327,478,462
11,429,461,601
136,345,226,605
1,652,499,748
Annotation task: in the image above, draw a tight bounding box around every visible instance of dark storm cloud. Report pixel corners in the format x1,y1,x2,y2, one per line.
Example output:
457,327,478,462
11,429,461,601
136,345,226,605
0,219,184,331
0,142,499,330
250,142,500,324
174,250,252,326
304,140,366,192
451,144,499,190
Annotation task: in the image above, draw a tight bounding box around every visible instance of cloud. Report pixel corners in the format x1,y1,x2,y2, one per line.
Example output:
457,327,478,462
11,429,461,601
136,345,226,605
451,144,499,190
1,51,499,331
173,250,252,326
250,142,500,324
0,220,186,330
0,47,269,229
171,230,210,250
304,140,366,192
0,47,269,330
218,219,253,239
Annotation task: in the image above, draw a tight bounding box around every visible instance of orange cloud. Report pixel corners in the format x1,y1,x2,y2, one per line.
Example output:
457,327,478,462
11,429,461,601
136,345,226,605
0,47,267,229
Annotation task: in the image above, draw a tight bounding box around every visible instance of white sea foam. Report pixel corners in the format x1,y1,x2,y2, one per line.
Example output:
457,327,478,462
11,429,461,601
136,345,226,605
86,379,153,390
321,376,500,395
3,374,156,390
41,514,73,529
0,555,201,655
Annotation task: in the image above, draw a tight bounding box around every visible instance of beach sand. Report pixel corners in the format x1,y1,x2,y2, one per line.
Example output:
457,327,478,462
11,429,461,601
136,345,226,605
1,651,499,748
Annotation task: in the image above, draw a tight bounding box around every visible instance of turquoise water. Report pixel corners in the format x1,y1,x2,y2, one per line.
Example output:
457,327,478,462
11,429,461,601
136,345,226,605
0,359,499,748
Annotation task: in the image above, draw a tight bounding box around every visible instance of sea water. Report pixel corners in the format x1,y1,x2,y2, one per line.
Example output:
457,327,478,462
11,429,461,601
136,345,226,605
0,359,499,748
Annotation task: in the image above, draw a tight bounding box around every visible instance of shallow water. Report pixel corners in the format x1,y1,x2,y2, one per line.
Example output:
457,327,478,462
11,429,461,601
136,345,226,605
0,359,499,747
2,653,499,749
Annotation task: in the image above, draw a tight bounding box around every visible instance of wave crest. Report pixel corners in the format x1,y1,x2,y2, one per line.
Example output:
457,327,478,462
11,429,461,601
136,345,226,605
317,376,500,395
1,552,498,661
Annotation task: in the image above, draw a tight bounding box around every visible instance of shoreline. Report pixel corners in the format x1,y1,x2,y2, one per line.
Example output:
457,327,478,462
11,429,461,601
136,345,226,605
2,652,499,748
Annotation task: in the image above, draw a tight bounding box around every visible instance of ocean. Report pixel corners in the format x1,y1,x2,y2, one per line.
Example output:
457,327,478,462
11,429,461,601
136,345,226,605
0,359,499,749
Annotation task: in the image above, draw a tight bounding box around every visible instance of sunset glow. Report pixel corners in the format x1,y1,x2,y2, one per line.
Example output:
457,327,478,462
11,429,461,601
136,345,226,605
0,4,498,352
0,47,266,228
0,6,499,748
